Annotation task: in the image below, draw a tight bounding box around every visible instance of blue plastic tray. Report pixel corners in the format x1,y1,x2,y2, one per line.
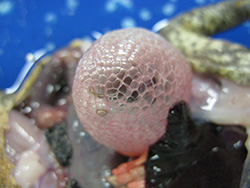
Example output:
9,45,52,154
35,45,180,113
0,0,250,90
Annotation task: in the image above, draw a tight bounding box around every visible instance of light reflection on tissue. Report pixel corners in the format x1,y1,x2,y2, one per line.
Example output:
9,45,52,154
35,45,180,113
4,48,49,94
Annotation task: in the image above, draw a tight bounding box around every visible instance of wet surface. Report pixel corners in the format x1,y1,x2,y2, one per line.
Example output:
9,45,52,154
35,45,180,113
12,45,128,188
66,104,128,188
146,102,247,188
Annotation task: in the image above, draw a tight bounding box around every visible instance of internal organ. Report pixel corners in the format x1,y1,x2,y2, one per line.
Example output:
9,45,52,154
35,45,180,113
5,110,66,188
190,73,250,127
73,28,192,156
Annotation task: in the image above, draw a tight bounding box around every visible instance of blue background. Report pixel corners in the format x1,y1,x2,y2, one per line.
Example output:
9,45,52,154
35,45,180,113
0,0,250,90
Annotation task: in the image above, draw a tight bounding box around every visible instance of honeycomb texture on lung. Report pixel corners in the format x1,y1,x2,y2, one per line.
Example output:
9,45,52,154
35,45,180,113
73,28,192,155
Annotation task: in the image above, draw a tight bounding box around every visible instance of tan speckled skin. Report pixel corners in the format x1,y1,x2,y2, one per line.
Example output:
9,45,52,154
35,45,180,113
73,28,192,155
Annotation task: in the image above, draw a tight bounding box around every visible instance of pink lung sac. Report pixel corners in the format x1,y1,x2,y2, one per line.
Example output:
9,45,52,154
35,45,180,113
73,28,192,156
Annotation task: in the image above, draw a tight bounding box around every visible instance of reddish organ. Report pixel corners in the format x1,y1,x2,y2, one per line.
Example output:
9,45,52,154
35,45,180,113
73,28,192,155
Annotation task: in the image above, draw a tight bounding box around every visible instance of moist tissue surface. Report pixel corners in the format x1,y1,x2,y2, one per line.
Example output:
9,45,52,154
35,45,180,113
73,28,192,155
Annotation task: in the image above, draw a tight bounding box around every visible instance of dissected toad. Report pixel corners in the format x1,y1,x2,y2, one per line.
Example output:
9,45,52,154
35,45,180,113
1,0,250,188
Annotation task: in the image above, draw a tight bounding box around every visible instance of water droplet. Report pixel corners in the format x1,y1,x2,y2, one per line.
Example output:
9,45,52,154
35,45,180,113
212,146,219,152
65,0,79,16
46,84,54,94
153,165,161,173
44,12,57,23
45,42,55,51
162,3,176,16
105,0,133,12
150,154,159,160
25,53,35,62
139,8,152,21
121,17,136,28
72,120,79,130
0,1,13,15
79,131,86,137
234,140,243,149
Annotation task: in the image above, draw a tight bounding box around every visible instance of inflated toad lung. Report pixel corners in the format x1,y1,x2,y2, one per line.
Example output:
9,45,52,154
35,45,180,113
73,28,192,156
2,1,250,187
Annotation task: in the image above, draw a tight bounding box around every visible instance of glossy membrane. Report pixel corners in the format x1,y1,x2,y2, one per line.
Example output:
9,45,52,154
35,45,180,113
146,102,247,188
